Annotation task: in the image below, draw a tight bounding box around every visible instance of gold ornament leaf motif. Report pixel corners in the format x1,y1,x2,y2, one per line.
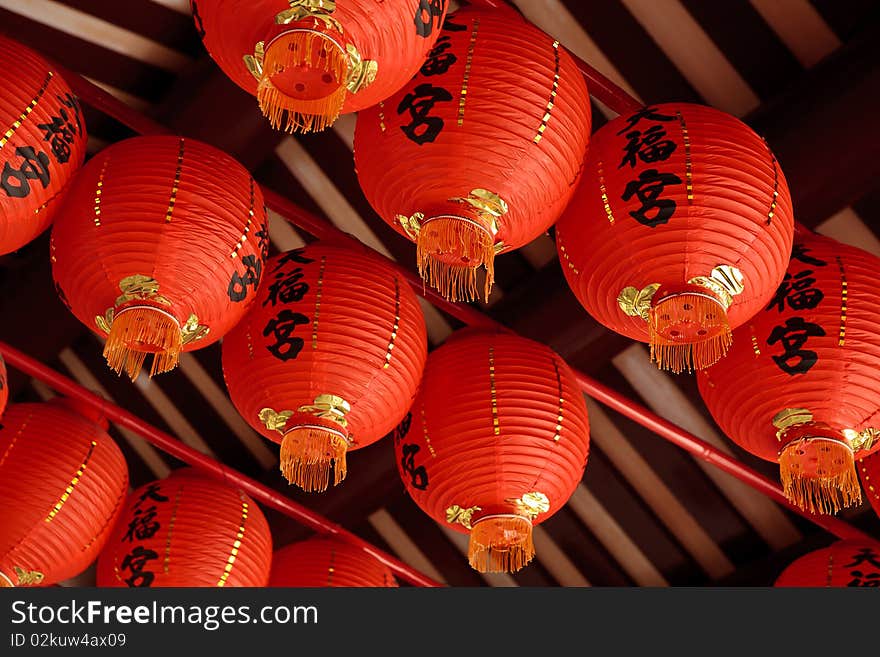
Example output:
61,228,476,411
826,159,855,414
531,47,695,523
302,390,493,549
243,41,265,80
506,491,551,519
259,408,294,434
689,265,745,309
115,275,171,307
275,0,342,31
448,189,508,236
446,504,481,529
772,407,814,441
395,212,424,241
297,393,351,428
844,427,880,453
180,314,210,345
13,566,44,586
345,44,377,94
95,307,114,334
617,283,661,321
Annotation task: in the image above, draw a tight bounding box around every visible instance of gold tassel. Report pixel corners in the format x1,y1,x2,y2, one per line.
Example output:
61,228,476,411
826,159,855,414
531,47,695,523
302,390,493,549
779,438,862,514
468,515,534,573
648,293,732,373
416,217,496,303
279,426,348,492
103,307,182,381
257,31,348,133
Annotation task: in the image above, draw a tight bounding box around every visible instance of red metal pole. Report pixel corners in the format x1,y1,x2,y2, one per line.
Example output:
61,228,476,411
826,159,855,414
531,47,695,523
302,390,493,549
0,341,443,588
41,48,868,541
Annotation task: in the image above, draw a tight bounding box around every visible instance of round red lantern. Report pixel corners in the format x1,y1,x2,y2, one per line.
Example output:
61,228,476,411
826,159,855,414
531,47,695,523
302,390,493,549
51,135,269,380
354,6,592,302
96,468,272,587
0,34,88,255
270,537,398,587
394,329,590,573
858,451,880,521
0,398,128,587
556,102,794,373
774,539,880,587
222,243,428,492
698,233,880,515
0,354,8,418
194,0,449,133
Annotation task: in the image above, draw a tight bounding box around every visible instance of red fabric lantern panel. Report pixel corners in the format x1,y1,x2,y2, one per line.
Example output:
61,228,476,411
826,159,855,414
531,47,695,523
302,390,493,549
0,34,88,255
394,329,590,573
556,102,794,373
698,233,880,515
774,540,880,587
51,135,269,380
354,6,592,302
222,243,428,492
270,537,398,587
0,355,8,418
858,451,880,521
194,0,449,133
0,399,128,588
96,468,272,587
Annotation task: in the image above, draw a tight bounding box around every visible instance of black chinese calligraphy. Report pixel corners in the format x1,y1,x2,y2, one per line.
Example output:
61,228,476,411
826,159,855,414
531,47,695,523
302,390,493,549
228,254,262,303
1,146,50,199
273,249,315,269
384,412,413,444
766,271,824,312
767,317,825,375
119,545,159,587
122,506,161,543
38,103,81,165
420,35,457,77
621,169,682,227
263,267,309,307
135,483,169,506
263,309,309,362
255,224,270,261
790,243,828,268
619,125,677,168
617,106,678,135
398,83,453,146
400,443,428,490
414,0,445,38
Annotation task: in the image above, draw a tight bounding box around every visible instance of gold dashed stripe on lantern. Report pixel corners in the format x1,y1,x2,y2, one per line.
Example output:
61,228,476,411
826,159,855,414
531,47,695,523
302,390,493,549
750,326,761,356
489,345,499,436
163,485,182,574
45,440,97,522
384,277,401,369
327,548,336,586
231,178,256,258
165,138,185,223
421,405,436,457
676,111,693,203
35,188,64,219
312,255,326,349
245,328,255,359
534,41,561,144
826,552,834,587
457,18,480,127
598,161,615,225
217,498,248,587
557,234,580,275
378,100,386,133
552,358,564,443
836,255,847,346
860,462,878,502
763,138,780,225
0,413,32,469
93,157,109,227
1,71,53,149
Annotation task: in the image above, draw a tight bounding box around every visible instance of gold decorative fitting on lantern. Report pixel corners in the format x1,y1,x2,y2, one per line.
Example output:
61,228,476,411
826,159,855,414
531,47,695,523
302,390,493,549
772,407,814,441
259,407,295,434
448,188,508,234
13,566,44,586
505,491,551,520
344,43,377,94
297,393,351,428
446,504,481,530
618,283,661,321
395,211,424,241
688,265,745,310
275,0,341,31
843,427,880,453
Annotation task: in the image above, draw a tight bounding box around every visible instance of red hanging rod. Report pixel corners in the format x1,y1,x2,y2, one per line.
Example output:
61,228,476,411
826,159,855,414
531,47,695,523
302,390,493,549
29,42,870,543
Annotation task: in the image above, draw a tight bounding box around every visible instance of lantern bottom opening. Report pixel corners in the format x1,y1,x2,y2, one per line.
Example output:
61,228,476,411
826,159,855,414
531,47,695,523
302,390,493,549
779,434,861,515
280,424,349,492
103,305,183,380
468,514,534,573
648,288,731,373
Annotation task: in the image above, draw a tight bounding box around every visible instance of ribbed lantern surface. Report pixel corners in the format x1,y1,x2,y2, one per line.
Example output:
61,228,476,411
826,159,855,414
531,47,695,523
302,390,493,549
222,243,427,492
394,330,590,573
698,233,880,515
0,355,7,418
270,537,398,587
556,102,794,373
96,468,272,587
858,451,880,522
194,0,449,133
775,540,880,587
0,399,128,587
51,135,268,380
354,5,592,302
0,34,87,255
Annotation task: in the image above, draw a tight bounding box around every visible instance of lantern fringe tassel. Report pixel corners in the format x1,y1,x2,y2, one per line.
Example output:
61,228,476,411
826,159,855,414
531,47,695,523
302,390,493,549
257,31,348,134
779,441,862,515
416,217,495,303
648,294,732,373
103,307,182,381
468,516,535,573
280,427,348,493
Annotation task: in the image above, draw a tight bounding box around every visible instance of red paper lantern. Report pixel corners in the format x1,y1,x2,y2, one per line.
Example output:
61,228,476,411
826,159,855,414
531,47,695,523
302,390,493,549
222,243,428,492
0,355,8,418
51,135,269,380
0,398,128,588
394,329,590,573
194,0,449,133
0,34,88,255
556,102,794,373
774,540,880,587
96,468,272,587
270,537,398,587
698,233,880,515
858,451,880,521
354,6,592,302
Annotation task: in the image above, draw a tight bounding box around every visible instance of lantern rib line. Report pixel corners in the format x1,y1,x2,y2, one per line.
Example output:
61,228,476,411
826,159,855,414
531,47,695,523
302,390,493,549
0,411,31,468
0,70,52,150
534,41,561,144
457,17,480,127
164,137,185,223
383,276,401,369
45,440,97,522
